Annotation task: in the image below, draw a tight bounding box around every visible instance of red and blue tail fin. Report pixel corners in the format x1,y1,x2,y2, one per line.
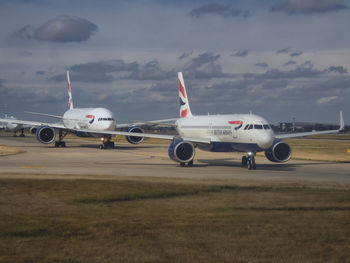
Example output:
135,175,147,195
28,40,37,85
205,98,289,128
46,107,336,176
67,71,74,110
178,72,192,118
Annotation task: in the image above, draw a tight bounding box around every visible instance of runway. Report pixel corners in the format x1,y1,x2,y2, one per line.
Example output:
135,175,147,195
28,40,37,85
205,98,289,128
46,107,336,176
0,134,349,185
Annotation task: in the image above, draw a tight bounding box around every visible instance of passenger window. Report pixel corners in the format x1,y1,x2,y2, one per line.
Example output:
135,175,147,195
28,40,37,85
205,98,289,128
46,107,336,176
254,125,263,129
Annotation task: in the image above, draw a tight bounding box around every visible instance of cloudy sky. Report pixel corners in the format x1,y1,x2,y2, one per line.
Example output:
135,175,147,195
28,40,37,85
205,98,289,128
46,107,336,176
0,0,350,124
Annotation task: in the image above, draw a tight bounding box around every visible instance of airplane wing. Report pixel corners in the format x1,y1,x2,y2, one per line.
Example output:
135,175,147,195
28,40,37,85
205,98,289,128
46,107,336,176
275,111,345,139
275,129,341,139
72,128,211,144
24,111,63,119
0,117,210,143
115,118,177,129
0,118,66,130
24,112,176,129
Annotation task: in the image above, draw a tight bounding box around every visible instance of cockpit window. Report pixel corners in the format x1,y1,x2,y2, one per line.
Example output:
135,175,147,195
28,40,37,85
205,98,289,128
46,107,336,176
245,124,267,130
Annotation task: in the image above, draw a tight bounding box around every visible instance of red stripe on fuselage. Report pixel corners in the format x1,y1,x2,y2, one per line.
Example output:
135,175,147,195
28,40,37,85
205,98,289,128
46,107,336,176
228,121,243,125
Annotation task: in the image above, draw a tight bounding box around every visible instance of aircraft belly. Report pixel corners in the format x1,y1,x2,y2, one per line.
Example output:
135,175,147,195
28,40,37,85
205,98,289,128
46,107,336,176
207,142,263,153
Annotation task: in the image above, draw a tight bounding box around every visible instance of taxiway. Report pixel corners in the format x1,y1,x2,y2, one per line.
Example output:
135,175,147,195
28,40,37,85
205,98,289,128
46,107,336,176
0,134,349,185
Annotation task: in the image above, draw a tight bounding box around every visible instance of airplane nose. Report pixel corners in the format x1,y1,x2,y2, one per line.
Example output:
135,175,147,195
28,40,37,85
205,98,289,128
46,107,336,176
257,132,274,149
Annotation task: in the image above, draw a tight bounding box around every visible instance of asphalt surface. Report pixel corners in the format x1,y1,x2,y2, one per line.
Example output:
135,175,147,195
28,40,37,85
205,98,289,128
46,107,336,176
0,134,349,185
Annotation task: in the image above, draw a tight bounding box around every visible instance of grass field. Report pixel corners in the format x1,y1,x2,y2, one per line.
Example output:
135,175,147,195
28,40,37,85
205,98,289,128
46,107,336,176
0,145,24,156
285,138,350,162
0,177,350,263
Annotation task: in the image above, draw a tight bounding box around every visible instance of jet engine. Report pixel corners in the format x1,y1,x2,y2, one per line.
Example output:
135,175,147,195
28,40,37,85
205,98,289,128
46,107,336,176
168,138,195,164
36,126,55,144
126,126,144,144
265,139,291,163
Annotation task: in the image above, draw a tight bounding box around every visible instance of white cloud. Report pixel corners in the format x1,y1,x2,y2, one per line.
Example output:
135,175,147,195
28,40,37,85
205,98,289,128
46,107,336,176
34,15,98,42
317,96,338,104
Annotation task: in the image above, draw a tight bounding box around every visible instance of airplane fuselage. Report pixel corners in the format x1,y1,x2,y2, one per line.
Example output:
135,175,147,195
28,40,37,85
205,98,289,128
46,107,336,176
176,114,274,153
63,107,116,137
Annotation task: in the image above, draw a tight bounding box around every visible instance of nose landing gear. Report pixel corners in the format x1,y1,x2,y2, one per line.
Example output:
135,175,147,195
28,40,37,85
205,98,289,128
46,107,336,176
100,136,115,149
241,152,256,170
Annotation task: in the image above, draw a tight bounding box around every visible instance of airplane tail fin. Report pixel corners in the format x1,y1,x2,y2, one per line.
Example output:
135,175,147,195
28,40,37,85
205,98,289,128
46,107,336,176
178,72,193,118
67,71,74,110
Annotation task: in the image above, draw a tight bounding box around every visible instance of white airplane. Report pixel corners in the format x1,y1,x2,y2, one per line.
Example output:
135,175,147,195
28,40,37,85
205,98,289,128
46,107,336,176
83,72,344,169
0,71,149,148
0,115,29,137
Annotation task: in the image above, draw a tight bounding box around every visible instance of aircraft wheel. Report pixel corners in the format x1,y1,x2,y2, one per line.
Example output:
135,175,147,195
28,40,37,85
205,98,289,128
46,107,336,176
180,162,186,166
100,145,104,150
252,163,256,170
247,157,256,170
247,162,252,170
55,141,66,147
188,160,194,166
242,156,248,166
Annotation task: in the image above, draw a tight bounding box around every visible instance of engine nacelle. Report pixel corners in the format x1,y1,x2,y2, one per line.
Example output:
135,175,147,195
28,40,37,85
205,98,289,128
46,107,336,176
126,126,144,144
265,139,291,163
168,138,195,164
36,126,55,144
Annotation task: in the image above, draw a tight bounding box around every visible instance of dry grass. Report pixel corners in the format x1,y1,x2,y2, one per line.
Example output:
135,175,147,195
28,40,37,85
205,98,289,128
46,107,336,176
0,177,350,263
307,134,350,140
0,145,24,156
285,138,350,162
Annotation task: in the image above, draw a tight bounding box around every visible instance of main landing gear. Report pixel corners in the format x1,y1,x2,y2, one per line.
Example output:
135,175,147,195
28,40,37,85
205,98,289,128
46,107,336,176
55,130,67,147
13,129,25,137
100,136,115,149
241,152,256,170
180,159,194,167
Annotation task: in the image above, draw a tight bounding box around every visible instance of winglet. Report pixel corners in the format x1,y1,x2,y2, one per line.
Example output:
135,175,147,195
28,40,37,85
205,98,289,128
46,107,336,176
339,110,345,131
67,71,74,110
178,72,193,118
